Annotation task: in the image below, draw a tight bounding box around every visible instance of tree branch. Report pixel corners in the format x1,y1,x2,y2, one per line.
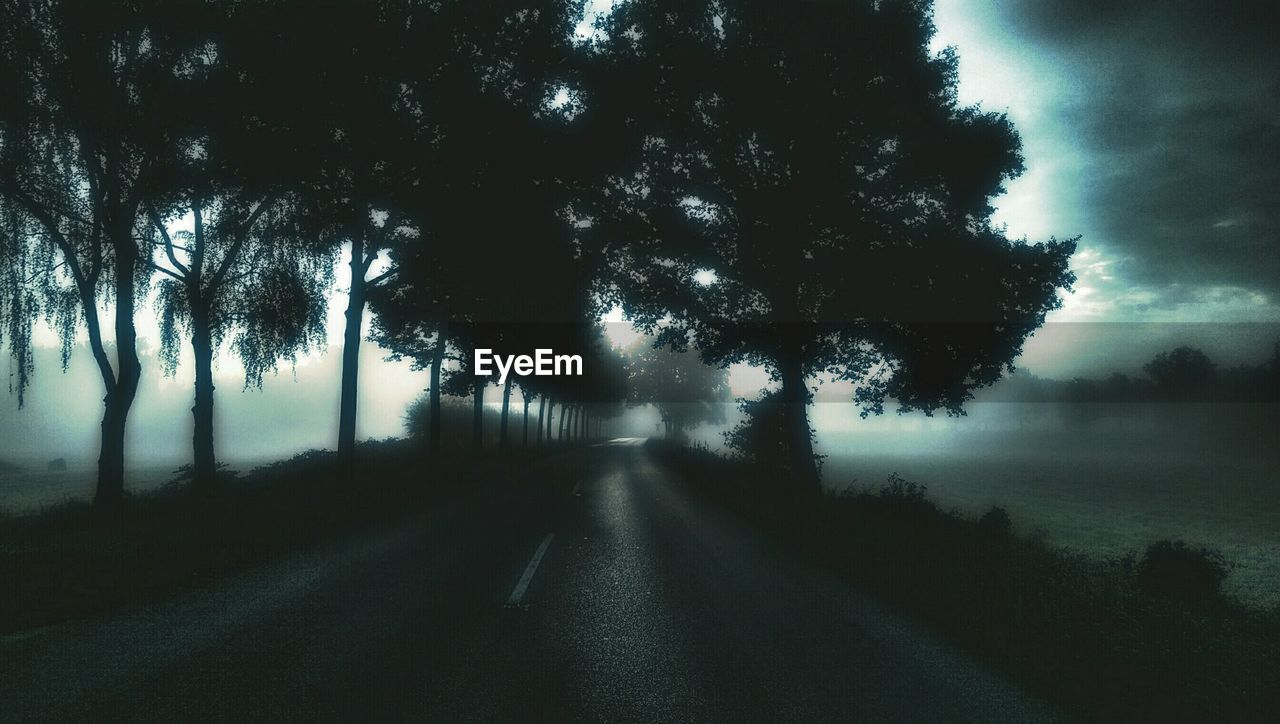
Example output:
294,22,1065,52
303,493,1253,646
366,267,398,288
145,204,191,277
209,193,278,291
148,260,187,282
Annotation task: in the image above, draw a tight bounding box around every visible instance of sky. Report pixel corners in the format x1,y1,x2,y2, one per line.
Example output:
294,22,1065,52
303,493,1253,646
4,0,1278,463
932,0,1278,325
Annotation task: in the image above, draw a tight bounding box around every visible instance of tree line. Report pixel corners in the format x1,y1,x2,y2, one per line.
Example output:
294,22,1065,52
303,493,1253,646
979,344,1280,404
1,0,1074,504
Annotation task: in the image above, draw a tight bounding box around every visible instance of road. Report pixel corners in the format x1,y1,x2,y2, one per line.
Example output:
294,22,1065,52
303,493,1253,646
1,440,1056,722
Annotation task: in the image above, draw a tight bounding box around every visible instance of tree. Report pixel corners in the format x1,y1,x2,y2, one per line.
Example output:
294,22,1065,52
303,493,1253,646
1143,346,1217,400
624,338,730,440
0,0,203,503
149,196,330,487
373,0,629,451
220,0,421,463
601,0,1075,490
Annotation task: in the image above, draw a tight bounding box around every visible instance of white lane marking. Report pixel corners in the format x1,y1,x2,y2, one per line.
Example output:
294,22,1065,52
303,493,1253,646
506,533,555,606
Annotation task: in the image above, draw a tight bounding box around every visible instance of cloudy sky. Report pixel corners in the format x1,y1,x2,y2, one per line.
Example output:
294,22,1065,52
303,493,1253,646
934,0,1278,323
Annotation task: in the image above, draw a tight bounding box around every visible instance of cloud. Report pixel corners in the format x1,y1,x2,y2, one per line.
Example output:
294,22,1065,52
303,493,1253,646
996,0,1280,303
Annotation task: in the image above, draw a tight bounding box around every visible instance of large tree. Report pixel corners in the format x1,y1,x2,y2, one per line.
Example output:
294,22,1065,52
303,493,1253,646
219,0,421,463
602,0,1076,489
0,0,205,503
149,195,330,487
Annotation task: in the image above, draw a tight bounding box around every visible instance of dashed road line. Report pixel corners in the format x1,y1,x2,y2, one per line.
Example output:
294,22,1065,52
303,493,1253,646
506,533,555,607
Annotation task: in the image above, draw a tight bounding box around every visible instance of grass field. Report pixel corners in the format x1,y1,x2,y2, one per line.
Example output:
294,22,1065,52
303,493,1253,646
682,401,1280,609
820,447,1280,608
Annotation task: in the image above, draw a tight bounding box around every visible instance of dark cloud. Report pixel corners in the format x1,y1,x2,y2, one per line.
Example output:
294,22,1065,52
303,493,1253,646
1000,0,1280,300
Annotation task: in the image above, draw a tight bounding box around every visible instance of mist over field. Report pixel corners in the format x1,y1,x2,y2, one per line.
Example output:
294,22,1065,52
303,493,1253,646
7,331,1277,608
0,342,417,467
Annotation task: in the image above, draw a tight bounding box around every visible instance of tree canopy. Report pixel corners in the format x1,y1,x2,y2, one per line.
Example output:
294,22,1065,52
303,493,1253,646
599,0,1076,487
2,0,1078,498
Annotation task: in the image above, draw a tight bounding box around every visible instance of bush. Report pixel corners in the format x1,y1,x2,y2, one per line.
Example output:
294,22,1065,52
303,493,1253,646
878,472,927,501
1136,540,1229,605
977,506,1012,538
723,390,824,475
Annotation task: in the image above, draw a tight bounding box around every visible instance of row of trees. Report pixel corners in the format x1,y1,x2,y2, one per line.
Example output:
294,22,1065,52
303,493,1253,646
1,0,1074,503
980,344,1280,404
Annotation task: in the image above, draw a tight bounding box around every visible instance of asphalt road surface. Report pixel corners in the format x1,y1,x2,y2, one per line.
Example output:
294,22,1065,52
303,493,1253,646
2,439,1056,722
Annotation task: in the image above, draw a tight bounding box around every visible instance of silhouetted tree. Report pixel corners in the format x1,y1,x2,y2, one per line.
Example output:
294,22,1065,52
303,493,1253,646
221,0,421,463
0,1,208,503
1144,346,1216,400
376,0,629,451
601,0,1075,489
149,197,329,487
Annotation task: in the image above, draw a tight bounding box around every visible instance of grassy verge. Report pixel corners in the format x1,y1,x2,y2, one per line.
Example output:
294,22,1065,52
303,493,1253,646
0,439,557,635
647,440,1280,721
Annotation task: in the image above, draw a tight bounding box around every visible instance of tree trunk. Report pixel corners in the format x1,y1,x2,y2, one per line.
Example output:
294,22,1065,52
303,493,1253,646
428,325,446,453
338,234,370,462
536,395,546,445
95,228,142,506
81,287,122,506
522,393,530,447
190,303,217,488
96,392,128,506
778,352,821,493
499,376,513,448
472,378,485,451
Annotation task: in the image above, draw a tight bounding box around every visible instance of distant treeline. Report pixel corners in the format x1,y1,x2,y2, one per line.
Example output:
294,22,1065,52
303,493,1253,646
980,344,1280,403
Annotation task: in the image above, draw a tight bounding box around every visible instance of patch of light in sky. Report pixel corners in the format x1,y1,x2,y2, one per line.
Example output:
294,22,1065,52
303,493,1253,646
929,0,1071,244
601,305,644,349
574,0,618,45
692,269,717,286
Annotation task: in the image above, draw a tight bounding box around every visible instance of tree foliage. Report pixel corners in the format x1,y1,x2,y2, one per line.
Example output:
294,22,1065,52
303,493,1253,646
623,338,730,439
599,0,1076,487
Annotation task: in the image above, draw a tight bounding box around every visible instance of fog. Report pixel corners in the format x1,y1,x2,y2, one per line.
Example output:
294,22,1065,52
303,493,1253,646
4,330,1279,605
0,340,422,467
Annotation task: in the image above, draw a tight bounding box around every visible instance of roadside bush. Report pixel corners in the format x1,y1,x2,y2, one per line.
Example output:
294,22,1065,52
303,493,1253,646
1136,540,1229,605
868,472,939,522
723,390,824,477
977,506,1012,538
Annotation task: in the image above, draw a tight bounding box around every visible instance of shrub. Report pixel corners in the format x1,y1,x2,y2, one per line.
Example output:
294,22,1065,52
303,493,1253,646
1136,540,1229,605
977,506,1012,538
723,390,824,475
878,472,927,501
